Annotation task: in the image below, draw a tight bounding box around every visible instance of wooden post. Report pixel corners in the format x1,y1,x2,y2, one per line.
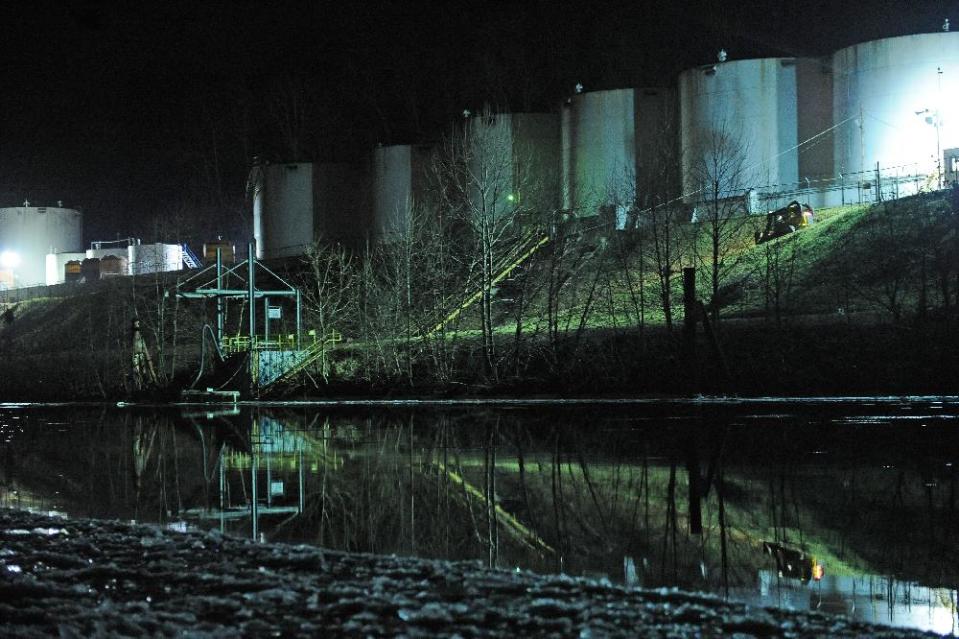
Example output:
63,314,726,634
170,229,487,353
683,267,698,394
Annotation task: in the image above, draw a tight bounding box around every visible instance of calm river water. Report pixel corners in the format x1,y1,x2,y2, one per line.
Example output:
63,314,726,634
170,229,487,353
1,397,958,634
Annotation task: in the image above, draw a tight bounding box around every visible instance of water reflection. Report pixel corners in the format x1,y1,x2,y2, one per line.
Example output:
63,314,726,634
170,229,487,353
1,399,958,634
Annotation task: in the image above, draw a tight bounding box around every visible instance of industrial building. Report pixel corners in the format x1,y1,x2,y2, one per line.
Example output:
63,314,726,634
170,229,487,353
44,239,187,285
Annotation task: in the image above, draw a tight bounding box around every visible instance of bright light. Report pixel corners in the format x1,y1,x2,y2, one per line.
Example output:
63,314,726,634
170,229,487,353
0,251,20,269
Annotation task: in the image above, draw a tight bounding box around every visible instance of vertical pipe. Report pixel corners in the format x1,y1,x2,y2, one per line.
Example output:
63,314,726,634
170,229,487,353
295,289,302,350
266,449,272,507
219,446,225,533
216,248,223,345
263,297,270,345
251,450,259,541
298,450,305,514
248,241,256,345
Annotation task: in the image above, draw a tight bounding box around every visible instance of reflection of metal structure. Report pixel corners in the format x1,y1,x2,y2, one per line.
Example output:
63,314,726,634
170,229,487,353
131,318,158,390
182,414,317,540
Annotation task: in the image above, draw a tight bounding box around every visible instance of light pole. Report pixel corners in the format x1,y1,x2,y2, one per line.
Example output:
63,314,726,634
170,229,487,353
916,108,942,189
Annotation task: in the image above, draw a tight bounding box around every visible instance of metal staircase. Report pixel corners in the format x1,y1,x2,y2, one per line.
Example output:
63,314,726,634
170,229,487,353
182,243,202,269
426,231,549,336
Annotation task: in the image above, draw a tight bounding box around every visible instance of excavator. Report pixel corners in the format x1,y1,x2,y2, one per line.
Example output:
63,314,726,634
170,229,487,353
755,201,814,244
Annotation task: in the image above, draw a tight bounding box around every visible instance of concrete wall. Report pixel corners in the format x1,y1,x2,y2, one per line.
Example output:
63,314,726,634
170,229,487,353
679,58,800,201
0,206,82,288
833,32,959,183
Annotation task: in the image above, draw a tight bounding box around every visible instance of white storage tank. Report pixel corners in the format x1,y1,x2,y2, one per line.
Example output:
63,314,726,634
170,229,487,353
371,144,433,240
0,205,82,288
252,162,315,259
251,161,368,258
465,112,560,218
679,57,802,202
127,242,182,275
832,31,959,190
561,87,675,219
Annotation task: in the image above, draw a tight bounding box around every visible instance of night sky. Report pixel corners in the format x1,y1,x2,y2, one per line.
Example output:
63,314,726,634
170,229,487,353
0,0,953,244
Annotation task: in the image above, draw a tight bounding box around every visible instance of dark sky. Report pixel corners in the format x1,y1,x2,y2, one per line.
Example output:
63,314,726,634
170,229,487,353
0,0,953,243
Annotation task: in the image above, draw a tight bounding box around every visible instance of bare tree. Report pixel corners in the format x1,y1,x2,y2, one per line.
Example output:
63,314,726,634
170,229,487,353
688,121,756,325
430,107,532,378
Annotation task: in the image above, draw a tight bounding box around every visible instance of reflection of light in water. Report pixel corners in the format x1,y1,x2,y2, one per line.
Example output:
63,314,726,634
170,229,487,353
748,571,958,635
238,396,959,407
5,527,65,536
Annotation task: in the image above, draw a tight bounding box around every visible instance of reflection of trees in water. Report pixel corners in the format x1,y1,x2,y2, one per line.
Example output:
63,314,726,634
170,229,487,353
1,408,208,524
252,408,959,592
5,405,959,593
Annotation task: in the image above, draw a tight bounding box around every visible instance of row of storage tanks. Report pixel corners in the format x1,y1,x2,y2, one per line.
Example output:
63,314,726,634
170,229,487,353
253,30,959,258
0,202,187,289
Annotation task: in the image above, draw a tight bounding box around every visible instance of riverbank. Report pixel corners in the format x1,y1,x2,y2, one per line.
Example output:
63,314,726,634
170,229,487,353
0,508,942,637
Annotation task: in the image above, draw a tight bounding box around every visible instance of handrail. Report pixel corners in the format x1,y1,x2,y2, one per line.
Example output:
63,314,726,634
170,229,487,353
425,233,549,337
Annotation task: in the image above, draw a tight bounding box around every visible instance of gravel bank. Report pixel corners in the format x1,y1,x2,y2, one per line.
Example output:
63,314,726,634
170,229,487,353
0,509,942,638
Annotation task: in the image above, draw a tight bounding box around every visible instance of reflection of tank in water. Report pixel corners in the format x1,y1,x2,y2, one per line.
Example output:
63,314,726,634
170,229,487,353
763,541,824,582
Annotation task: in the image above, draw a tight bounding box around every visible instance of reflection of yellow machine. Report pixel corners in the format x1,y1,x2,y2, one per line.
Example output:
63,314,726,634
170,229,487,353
763,541,824,582
755,201,811,244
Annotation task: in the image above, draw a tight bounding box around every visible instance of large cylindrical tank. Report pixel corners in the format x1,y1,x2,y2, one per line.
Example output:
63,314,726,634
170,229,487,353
679,58,801,201
371,145,433,240
0,206,83,288
561,88,675,217
127,243,182,275
252,162,316,259
833,31,959,186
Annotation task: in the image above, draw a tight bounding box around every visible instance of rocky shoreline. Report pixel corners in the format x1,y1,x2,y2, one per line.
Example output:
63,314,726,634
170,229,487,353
0,509,942,638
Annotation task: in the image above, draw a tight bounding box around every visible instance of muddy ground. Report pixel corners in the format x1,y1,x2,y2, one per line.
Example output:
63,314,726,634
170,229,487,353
0,509,944,638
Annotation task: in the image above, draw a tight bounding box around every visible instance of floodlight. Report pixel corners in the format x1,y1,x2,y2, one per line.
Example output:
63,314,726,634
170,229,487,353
0,251,20,269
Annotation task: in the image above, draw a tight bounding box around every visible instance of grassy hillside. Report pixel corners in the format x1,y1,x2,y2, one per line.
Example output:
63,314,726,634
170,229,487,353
0,191,956,399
